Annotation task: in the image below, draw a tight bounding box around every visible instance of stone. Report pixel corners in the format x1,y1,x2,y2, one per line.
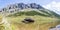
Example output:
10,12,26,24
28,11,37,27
22,18,34,24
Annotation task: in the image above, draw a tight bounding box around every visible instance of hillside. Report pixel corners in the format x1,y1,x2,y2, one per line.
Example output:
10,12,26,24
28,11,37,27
7,9,60,18
0,3,60,30
6,9,60,30
1,3,60,18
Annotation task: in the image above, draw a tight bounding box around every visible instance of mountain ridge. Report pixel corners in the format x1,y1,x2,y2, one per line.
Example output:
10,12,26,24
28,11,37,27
0,3,60,18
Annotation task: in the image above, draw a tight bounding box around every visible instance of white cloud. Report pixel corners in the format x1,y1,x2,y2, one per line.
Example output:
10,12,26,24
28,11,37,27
43,1,60,15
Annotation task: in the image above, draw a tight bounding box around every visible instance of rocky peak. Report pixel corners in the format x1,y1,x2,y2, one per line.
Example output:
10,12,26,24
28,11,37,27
5,3,44,10
1,3,44,14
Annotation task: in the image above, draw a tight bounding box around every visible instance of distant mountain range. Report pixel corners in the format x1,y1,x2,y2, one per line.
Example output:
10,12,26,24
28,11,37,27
0,3,60,18
2,3,44,11
0,3,44,13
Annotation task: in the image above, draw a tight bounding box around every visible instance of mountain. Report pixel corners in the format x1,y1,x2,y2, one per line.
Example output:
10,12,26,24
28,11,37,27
0,3,60,30
2,3,44,10
7,9,60,18
1,3,60,18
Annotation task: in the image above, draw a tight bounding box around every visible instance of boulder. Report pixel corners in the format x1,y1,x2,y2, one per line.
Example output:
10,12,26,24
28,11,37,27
22,18,34,24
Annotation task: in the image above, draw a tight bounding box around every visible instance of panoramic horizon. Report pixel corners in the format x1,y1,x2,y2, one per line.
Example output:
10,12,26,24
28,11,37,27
0,0,60,15
0,0,60,30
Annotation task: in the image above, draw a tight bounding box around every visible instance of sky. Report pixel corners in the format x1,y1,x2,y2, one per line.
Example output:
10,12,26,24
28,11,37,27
0,0,60,14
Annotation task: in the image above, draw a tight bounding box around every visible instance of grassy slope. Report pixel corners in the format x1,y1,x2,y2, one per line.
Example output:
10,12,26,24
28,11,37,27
6,15,60,30
6,9,60,30
8,9,60,18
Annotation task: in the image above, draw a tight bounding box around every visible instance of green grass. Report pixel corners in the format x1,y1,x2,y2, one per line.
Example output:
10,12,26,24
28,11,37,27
6,10,60,30
0,14,60,30
0,9,60,30
6,15,60,30
7,11,51,17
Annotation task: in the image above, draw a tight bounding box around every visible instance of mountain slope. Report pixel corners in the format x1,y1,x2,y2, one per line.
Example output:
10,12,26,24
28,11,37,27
6,8,60,30
0,3,60,30
7,9,60,18
1,3,60,18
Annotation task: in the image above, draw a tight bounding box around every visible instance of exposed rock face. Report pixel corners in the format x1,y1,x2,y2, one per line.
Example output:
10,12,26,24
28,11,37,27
17,3,43,9
30,3,43,9
2,3,44,10
1,3,44,14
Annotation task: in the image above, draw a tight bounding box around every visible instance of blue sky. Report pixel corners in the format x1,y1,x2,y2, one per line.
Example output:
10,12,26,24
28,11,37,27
0,0,60,8
0,0,54,8
0,0,60,14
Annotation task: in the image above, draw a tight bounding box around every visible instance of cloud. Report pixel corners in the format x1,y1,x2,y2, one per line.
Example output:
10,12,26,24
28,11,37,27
43,1,60,15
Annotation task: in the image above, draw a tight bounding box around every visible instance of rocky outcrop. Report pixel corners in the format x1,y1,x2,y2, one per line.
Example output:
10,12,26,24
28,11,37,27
2,3,44,10
0,3,44,14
